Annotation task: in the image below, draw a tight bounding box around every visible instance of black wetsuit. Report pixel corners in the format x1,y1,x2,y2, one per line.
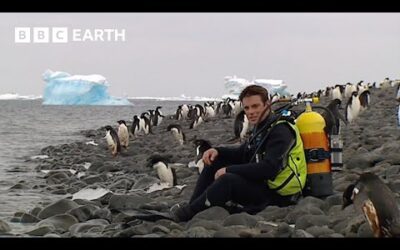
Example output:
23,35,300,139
188,113,298,215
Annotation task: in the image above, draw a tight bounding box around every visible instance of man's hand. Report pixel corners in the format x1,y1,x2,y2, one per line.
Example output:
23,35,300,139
214,167,226,180
202,148,219,165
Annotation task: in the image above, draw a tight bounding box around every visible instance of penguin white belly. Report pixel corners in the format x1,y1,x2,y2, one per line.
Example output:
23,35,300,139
332,88,342,100
193,117,203,129
118,125,129,147
139,119,146,134
157,111,163,125
240,115,249,140
105,131,116,150
196,159,205,174
154,162,174,187
171,128,184,145
347,98,361,123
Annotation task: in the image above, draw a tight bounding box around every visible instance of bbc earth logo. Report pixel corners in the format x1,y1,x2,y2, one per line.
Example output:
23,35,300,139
15,27,126,43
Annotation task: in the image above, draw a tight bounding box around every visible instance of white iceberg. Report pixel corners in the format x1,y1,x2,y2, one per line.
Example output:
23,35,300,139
42,69,132,105
223,75,290,99
0,93,42,100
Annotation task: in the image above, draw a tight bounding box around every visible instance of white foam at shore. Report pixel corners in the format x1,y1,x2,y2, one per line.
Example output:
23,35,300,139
30,155,49,160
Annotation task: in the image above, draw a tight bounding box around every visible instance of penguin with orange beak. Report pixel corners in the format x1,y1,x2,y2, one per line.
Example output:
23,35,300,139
342,172,400,237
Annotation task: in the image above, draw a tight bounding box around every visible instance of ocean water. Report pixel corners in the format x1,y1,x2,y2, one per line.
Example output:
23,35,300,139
0,99,203,233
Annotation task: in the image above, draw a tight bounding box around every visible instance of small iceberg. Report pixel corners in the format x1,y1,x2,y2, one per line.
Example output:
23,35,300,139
42,69,132,106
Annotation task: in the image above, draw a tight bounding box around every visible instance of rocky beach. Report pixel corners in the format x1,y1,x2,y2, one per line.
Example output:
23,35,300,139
0,85,399,238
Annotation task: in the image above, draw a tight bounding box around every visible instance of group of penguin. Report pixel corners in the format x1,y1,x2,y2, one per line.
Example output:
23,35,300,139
102,80,400,236
104,106,165,157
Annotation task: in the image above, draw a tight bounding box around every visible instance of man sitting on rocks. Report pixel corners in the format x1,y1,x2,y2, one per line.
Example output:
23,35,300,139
171,85,308,222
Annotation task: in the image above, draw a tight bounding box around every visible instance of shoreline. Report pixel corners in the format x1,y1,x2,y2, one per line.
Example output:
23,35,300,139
1,86,399,237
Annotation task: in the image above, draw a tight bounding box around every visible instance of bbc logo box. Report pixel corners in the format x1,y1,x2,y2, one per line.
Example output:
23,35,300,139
15,27,68,43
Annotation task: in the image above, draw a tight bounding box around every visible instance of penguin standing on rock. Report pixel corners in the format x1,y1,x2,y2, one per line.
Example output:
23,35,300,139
146,155,177,187
131,115,141,138
322,98,348,135
117,120,129,149
234,110,250,142
154,106,165,126
345,91,361,123
167,124,186,145
104,125,121,157
342,172,400,237
358,90,371,112
191,139,212,174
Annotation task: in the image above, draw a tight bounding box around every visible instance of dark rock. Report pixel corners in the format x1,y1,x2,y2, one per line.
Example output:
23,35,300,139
357,222,374,237
213,228,240,237
257,206,291,222
108,194,153,210
291,229,314,238
38,199,79,219
191,206,230,221
25,225,55,236
185,226,213,238
0,219,11,233
222,213,260,227
20,213,40,223
67,204,99,222
305,225,335,237
295,214,331,230
37,214,79,232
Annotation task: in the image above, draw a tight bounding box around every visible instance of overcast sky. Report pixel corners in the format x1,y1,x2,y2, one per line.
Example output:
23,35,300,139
1,13,399,98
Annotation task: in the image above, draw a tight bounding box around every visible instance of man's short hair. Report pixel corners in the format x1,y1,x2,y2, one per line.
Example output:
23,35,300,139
239,85,269,103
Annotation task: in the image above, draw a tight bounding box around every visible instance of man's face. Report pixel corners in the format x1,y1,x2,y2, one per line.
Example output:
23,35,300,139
242,95,270,125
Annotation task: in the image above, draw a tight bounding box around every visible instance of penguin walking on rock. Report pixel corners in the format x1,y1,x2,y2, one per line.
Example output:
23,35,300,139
358,90,371,112
343,172,400,238
140,112,153,134
234,110,250,142
167,124,186,145
191,139,212,174
322,98,348,135
117,120,129,149
146,155,177,187
189,114,203,129
345,91,361,123
104,125,121,157
131,115,141,138
154,106,165,126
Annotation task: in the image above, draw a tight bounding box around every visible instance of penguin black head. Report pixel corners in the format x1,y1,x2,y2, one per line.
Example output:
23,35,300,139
342,183,356,209
146,154,170,168
105,125,114,132
156,106,162,110
117,120,127,126
167,124,181,131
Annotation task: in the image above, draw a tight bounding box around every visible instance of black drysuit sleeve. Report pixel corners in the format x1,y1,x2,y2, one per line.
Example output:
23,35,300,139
225,123,296,182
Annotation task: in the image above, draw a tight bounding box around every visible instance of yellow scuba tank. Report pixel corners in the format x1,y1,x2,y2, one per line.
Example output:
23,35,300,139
296,99,333,197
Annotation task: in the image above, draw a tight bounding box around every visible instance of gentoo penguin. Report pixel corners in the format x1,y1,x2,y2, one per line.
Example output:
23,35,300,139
342,172,400,237
154,106,164,126
131,115,141,137
148,110,157,126
192,139,212,174
345,91,361,123
358,90,371,112
189,114,203,129
146,155,177,187
234,110,250,141
167,124,186,145
222,102,233,117
104,125,121,157
322,98,348,135
396,84,400,101
140,112,153,134
117,120,129,149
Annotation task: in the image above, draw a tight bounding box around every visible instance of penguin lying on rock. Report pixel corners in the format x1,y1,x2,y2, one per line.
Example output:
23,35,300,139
343,172,400,237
